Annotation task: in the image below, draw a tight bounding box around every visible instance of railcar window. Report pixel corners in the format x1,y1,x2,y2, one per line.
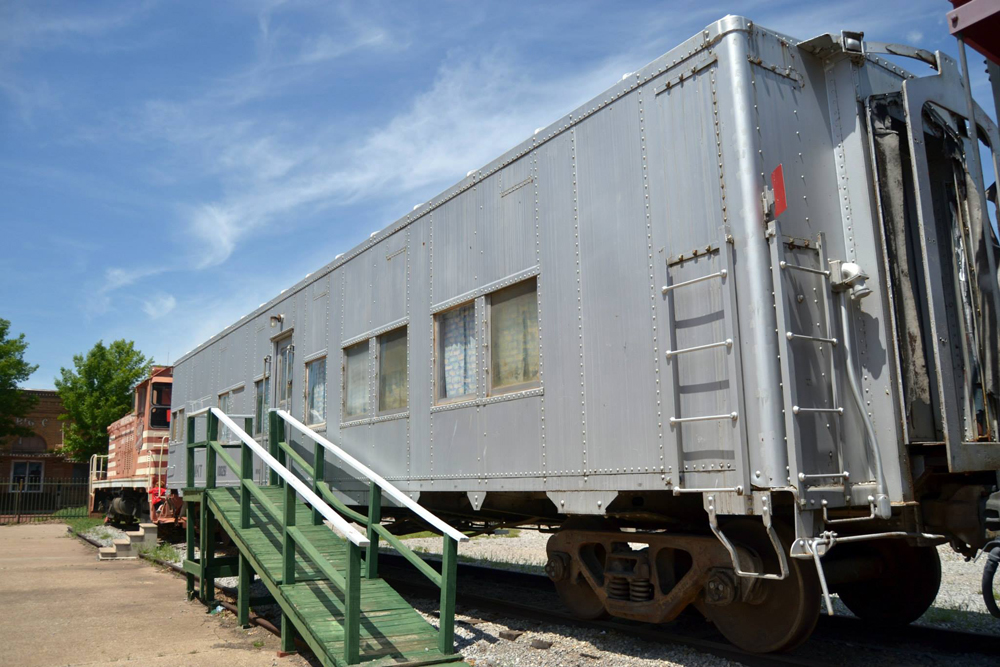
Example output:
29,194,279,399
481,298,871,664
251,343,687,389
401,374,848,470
378,327,408,413
218,392,230,441
306,358,327,426
217,387,244,442
489,278,540,394
171,409,185,442
435,303,477,404
254,376,270,436
343,342,369,420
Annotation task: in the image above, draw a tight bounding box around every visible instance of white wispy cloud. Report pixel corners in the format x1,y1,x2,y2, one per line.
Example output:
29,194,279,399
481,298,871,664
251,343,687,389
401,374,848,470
142,293,177,319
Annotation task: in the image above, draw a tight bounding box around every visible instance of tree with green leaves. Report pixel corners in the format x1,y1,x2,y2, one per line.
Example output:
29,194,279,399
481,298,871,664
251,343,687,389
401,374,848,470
55,340,152,461
0,318,39,439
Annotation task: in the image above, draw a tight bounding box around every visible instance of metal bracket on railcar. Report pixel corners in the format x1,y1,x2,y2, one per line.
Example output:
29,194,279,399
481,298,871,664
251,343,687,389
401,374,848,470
706,493,789,581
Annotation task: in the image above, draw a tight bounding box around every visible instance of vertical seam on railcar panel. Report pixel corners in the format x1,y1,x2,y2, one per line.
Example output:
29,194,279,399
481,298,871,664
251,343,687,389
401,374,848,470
571,125,587,478
638,82,666,481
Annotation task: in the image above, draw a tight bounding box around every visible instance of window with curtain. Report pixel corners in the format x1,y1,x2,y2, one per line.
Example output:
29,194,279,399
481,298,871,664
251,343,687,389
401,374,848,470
378,327,408,413
490,278,540,393
436,302,477,403
343,342,369,419
306,358,327,426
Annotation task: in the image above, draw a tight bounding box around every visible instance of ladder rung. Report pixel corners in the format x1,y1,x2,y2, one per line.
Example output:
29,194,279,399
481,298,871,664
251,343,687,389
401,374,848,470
786,331,838,346
661,269,727,294
792,406,843,415
670,412,739,425
779,261,830,278
666,338,733,359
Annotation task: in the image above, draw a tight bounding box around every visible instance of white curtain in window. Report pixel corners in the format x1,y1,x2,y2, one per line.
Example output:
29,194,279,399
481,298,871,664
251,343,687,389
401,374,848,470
439,304,476,400
344,343,368,419
491,280,539,390
307,359,327,425
379,328,408,412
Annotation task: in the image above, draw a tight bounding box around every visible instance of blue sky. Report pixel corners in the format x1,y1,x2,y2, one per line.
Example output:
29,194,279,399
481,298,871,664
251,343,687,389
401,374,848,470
1,1,994,389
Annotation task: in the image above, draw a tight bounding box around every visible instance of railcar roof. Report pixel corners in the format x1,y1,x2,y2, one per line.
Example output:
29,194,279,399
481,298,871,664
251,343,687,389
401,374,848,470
175,14,915,365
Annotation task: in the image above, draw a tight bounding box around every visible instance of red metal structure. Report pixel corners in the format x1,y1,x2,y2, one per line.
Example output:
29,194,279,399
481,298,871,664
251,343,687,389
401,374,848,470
89,366,179,525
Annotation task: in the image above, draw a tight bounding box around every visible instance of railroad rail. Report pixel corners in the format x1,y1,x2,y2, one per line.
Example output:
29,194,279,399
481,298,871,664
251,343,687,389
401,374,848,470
375,554,1000,667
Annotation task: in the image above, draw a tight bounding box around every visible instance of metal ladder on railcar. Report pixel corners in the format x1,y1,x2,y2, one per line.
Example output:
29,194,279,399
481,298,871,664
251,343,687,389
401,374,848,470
661,234,747,494
182,407,468,667
766,222,852,502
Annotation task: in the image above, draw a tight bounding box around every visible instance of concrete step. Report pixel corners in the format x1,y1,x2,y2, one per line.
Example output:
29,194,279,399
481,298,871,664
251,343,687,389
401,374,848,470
97,547,116,560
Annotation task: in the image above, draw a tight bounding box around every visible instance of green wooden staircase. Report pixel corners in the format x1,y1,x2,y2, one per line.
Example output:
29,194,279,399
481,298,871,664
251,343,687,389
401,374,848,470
182,407,468,667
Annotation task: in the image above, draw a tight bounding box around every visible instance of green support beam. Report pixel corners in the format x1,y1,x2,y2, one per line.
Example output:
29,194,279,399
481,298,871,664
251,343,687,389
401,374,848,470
365,482,381,579
238,552,251,628
438,536,458,655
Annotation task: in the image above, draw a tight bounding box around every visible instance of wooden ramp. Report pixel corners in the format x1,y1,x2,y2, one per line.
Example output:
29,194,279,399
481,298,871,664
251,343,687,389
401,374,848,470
207,486,458,666
182,408,466,667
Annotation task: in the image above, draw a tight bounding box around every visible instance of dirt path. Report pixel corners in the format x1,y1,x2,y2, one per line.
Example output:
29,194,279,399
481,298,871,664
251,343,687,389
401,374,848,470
0,523,307,667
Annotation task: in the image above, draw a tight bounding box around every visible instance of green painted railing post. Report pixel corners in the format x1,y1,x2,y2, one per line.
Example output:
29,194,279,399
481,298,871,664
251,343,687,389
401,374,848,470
199,490,214,603
185,416,196,600
282,482,296,585
344,541,361,665
240,419,252,530
312,440,325,526
201,412,219,603
268,413,280,487
365,481,381,579
238,552,251,628
205,412,218,489
281,613,296,654
438,536,458,655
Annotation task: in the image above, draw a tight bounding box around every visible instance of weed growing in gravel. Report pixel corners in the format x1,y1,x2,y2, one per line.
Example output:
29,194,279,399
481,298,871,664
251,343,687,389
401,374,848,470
55,507,103,534
140,542,180,562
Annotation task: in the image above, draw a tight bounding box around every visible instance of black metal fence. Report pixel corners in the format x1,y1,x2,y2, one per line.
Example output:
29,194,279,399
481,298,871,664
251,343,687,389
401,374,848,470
0,478,90,525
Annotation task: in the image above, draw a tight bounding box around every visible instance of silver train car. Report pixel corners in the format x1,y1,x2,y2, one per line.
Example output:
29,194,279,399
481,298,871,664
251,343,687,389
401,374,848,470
168,16,1000,652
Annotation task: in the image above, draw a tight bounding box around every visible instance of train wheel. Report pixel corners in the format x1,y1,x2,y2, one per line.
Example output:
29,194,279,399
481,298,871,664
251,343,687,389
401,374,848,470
547,518,615,620
698,519,819,653
552,568,608,620
834,540,940,625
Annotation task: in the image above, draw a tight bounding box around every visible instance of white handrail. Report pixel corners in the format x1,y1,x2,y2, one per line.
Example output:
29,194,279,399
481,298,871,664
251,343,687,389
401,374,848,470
272,409,469,543
211,408,370,548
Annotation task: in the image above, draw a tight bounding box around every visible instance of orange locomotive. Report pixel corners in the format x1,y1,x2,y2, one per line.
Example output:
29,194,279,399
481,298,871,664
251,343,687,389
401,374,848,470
89,366,182,526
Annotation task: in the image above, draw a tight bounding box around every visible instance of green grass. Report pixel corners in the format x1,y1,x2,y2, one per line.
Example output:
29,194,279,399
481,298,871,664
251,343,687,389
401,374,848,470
54,506,104,534
140,542,180,563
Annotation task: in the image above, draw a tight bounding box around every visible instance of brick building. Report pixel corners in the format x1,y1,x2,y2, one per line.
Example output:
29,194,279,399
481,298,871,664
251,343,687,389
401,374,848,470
0,390,86,489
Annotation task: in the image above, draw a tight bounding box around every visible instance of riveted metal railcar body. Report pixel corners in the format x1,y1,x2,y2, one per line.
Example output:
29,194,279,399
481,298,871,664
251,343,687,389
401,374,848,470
169,16,1000,649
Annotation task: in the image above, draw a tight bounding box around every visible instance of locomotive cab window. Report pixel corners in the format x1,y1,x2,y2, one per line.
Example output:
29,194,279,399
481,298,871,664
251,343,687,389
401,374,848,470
306,357,327,426
488,278,540,394
343,341,369,420
378,327,408,414
435,302,477,404
149,382,171,429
